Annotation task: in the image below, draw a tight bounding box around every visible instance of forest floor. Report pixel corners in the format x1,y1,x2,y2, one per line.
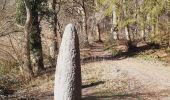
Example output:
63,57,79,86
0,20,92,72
4,42,170,100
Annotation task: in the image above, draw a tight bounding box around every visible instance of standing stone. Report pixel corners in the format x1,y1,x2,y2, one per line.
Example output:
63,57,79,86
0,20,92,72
54,24,82,100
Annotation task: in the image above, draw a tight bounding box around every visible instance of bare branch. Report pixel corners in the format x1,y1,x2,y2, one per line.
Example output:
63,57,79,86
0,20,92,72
8,34,21,63
0,48,17,61
0,30,23,37
0,20,13,30
15,23,25,29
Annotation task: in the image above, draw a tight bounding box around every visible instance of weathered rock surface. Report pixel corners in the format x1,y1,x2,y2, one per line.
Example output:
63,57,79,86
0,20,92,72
54,24,81,100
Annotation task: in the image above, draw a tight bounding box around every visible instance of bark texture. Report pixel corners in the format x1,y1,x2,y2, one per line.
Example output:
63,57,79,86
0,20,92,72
30,0,44,74
54,24,82,100
112,5,118,40
96,23,102,42
49,0,58,67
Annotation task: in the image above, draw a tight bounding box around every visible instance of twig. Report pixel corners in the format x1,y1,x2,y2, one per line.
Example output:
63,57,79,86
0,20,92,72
15,23,24,29
0,48,17,61
8,34,21,63
0,20,12,30
103,44,116,51
0,30,23,37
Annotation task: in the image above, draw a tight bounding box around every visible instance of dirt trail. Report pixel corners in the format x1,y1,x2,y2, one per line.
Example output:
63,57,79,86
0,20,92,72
82,57,170,100
9,43,170,100
113,58,170,89
9,57,170,100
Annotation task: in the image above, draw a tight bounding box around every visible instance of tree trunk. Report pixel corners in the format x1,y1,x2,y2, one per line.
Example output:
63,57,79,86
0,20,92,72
125,26,130,41
82,12,89,45
54,24,81,100
112,4,118,40
50,0,58,67
96,23,102,42
82,2,89,46
134,0,138,39
30,1,44,75
125,25,134,51
141,23,147,41
22,0,34,81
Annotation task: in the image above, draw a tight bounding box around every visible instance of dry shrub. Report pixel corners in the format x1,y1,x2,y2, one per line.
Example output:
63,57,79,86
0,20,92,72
0,60,21,95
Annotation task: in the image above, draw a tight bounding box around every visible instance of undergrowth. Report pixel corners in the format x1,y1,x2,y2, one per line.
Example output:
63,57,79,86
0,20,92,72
0,61,22,96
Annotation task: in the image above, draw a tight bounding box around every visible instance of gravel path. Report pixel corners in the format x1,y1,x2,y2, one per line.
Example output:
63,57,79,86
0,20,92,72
82,57,170,100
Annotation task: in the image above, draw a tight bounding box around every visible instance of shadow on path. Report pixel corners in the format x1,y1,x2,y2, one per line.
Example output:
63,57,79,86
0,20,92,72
81,42,161,64
82,89,170,100
82,81,105,89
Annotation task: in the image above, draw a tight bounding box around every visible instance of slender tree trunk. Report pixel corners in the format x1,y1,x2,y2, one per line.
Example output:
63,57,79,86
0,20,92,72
112,4,118,40
30,1,44,75
22,0,34,81
50,0,58,67
134,0,139,40
82,2,89,46
125,25,134,51
155,16,159,35
96,23,102,42
82,11,89,45
141,29,145,40
125,26,130,41
140,0,146,41
141,21,146,41
123,0,131,42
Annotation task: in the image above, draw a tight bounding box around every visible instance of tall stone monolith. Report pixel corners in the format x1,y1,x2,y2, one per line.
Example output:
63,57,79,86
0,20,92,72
54,24,82,100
